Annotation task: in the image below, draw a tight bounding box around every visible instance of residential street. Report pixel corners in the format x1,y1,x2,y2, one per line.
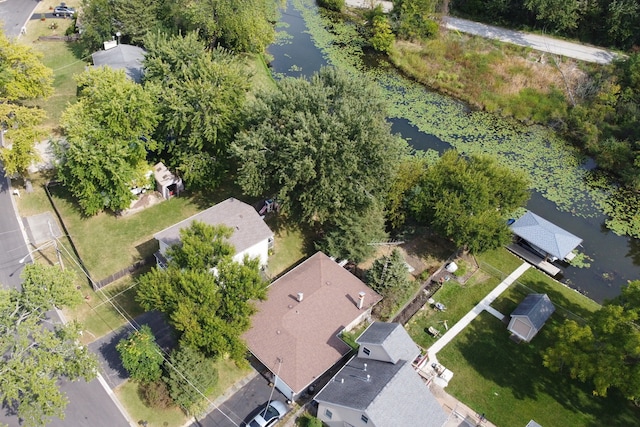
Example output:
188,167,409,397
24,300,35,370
444,16,618,64
0,167,29,289
0,0,38,37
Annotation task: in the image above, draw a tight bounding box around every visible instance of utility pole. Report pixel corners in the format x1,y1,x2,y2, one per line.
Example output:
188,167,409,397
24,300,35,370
48,221,64,270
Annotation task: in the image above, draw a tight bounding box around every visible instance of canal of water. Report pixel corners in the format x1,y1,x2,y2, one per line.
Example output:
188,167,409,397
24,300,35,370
267,1,640,303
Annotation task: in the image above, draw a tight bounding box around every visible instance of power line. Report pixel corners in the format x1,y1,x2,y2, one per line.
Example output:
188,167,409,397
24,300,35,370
53,238,242,426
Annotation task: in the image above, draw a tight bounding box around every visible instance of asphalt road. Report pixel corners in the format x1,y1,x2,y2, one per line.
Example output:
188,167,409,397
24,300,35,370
0,167,29,289
0,309,132,427
0,0,39,37
444,16,618,64
193,375,288,427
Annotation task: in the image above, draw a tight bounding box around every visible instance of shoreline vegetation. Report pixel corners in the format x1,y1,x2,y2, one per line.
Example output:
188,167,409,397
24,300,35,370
328,5,640,239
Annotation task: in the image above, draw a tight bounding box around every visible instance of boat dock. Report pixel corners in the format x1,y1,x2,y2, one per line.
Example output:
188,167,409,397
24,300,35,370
506,243,561,276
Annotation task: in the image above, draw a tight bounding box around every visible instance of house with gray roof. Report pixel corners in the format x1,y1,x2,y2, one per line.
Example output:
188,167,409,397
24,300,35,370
508,294,555,342
510,211,582,261
153,198,273,267
314,322,447,427
356,322,420,364
91,43,145,83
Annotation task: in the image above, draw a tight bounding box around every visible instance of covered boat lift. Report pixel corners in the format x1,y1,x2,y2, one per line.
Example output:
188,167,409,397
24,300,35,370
509,211,582,263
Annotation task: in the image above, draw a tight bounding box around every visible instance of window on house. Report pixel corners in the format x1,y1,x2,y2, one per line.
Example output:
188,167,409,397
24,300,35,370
361,414,369,423
325,409,333,419
362,347,370,356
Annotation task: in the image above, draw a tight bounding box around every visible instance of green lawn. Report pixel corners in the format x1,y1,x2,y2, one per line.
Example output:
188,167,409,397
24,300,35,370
438,312,640,427
405,269,501,349
64,271,147,344
406,247,634,427
115,358,252,427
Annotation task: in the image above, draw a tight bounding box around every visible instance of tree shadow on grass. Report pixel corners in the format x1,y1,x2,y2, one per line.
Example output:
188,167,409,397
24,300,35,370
448,313,640,426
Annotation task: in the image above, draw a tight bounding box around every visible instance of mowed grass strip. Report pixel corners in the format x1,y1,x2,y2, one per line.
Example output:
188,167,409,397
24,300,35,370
438,312,640,427
115,358,251,427
46,184,202,280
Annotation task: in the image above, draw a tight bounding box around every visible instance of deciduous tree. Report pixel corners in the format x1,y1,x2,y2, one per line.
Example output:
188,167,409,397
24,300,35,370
55,67,159,215
543,280,640,403
410,150,530,253
233,67,407,228
180,0,277,52
143,32,251,189
0,264,97,427
136,222,267,363
117,325,165,383
0,31,53,177
164,345,218,414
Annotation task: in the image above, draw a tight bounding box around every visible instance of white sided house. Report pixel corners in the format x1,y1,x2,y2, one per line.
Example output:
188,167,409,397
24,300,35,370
315,322,448,427
153,198,273,268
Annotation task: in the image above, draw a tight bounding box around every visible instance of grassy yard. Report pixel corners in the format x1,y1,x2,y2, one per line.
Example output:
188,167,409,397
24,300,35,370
404,247,635,426
115,358,252,427
63,271,148,344
438,312,640,427
405,268,501,349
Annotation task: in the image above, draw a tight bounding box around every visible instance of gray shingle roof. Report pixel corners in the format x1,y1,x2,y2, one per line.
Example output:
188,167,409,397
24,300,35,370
357,322,420,364
315,358,447,427
91,44,145,83
510,211,582,259
153,198,273,255
511,294,555,329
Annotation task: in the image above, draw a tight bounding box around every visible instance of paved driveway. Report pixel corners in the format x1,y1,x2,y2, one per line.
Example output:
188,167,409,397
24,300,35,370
89,311,177,389
193,374,288,427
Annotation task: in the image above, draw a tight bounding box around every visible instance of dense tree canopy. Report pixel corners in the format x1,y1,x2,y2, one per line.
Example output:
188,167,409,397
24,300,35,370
0,264,97,427
136,222,267,363
164,345,218,414
80,0,277,54
543,280,640,403
180,0,278,52
233,67,407,238
451,0,640,49
410,150,530,253
143,32,251,189
117,325,165,384
0,31,53,176
55,67,159,215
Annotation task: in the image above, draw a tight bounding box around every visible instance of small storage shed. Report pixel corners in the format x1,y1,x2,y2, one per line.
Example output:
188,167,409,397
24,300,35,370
153,162,183,200
508,294,555,342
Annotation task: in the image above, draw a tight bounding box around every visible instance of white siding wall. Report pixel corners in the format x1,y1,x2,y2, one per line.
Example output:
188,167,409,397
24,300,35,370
274,376,294,401
159,240,170,256
357,343,391,363
344,310,372,333
508,317,535,341
233,238,270,267
318,403,377,427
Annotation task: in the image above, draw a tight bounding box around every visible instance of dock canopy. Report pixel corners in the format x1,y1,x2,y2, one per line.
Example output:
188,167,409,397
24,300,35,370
510,211,582,260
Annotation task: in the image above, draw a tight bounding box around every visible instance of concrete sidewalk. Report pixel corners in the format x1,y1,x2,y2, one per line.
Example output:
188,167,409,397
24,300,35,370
428,262,530,363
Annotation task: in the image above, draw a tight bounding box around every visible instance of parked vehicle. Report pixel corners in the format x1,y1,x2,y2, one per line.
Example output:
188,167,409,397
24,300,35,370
53,3,76,17
248,401,288,427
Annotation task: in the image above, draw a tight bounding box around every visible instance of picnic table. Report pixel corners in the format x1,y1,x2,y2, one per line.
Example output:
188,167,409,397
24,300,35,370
428,326,441,337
